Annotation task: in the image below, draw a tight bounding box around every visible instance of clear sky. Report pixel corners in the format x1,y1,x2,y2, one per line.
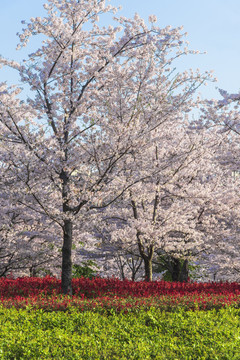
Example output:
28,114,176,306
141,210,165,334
0,0,239,100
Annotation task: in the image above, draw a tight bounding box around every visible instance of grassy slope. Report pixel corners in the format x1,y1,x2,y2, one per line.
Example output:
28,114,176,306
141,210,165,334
0,307,240,359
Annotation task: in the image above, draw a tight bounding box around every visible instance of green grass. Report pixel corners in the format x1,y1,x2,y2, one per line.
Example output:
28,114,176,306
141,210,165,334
0,306,240,359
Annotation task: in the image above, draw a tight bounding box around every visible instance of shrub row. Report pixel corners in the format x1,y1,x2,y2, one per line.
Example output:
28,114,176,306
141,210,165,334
1,276,240,298
1,276,240,312
1,293,240,313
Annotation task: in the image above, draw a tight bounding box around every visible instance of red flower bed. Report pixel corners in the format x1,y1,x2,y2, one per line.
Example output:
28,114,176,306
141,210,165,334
0,276,240,312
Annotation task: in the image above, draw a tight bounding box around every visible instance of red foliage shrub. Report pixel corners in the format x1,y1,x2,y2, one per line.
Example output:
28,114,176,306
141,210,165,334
0,276,240,312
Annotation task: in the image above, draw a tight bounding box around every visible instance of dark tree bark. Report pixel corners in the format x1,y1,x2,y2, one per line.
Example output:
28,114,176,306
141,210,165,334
131,198,154,281
29,266,37,277
172,258,181,282
137,234,154,281
179,259,189,282
171,257,189,282
143,257,153,281
116,254,126,281
61,218,73,294
60,165,73,294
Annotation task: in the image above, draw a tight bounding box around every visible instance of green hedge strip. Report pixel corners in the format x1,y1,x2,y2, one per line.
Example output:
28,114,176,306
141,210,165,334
0,307,240,359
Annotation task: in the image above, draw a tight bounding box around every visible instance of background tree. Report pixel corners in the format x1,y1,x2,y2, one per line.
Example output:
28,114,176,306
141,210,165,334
197,89,240,281
91,118,227,281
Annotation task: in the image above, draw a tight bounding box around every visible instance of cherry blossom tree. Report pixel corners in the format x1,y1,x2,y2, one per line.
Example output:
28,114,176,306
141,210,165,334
197,89,240,281
0,0,215,291
88,103,234,282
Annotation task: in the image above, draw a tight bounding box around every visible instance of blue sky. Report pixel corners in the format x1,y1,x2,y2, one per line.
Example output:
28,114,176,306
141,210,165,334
0,0,239,100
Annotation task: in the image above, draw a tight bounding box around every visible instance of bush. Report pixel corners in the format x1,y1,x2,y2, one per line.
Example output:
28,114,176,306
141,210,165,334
72,261,98,279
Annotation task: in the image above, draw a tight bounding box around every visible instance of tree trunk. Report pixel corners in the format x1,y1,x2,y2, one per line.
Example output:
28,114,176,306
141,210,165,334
116,254,126,281
29,266,37,277
171,258,189,282
61,219,73,294
172,258,180,281
179,259,189,282
144,257,153,281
